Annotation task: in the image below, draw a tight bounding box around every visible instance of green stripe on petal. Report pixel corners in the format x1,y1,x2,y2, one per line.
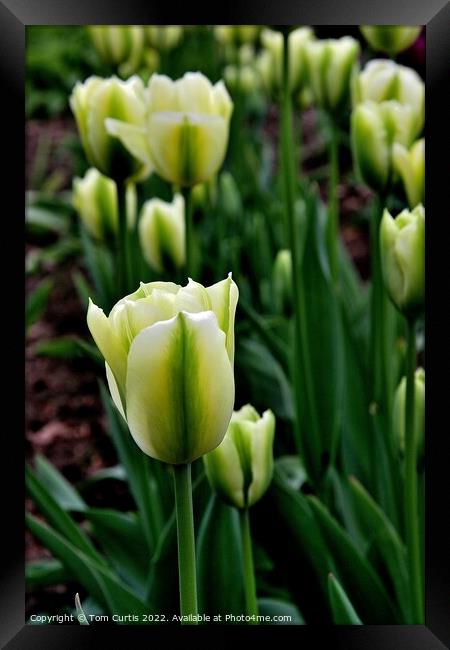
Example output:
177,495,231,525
125,310,234,464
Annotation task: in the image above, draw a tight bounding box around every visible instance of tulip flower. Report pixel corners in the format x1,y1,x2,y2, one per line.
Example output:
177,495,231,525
304,36,360,112
351,100,417,192
393,368,425,456
204,405,275,509
72,168,137,242
87,275,238,464
224,64,260,95
360,26,421,56
87,26,145,76
214,25,260,47
140,72,233,188
393,138,425,208
257,27,313,96
380,204,425,316
272,249,293,316
138,194,185,273
204,404,275,619
353,59,424,137
69,75,151,183
145,26,183,51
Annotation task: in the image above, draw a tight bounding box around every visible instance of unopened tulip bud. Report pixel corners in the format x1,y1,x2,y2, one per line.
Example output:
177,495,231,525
360,26,421,56
272,249,293,316
87,26,145,74
87,275,238,464
353,59,424,137
393,368,425,455
145,72,233,187
258,27,314,96
304,36,360,112
145,26,183,51
214,25,260,48
139,194,185,273
73,168,136,240
380,205,425,316
70,76,151,183
351,100,416,192
224,64,259,95
204,404,275,509
393,139,425,208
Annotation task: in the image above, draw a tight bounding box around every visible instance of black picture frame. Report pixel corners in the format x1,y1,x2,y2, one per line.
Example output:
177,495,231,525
5,0,449,647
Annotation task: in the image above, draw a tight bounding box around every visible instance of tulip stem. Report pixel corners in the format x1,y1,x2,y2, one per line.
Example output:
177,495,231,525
239,508,258,622
117,182,131,296
173,463,198,624
280,29,321,474
183,187,194,277
327,114,339,284
404,318,423,623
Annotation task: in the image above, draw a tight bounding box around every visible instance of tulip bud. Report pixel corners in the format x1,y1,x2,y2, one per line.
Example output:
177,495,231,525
258,27,314,96
87,26,145,75
393,368,425,456
72,168,136,241
204,404,275,509
219,172,242,220
69,76,151,183
145,26,183,51
360,26,421,56
144,72,233,187
138,194,185,273
224,64,260,95
272,249,293,316
393,139,425,208
304,37,360,112
87,275,238,464
353,59,424,137
214,26,260,48
380,205,425,316
351,100,416,192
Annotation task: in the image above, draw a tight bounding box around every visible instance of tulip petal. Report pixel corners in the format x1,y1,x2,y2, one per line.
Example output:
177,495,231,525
204,435,245,508
105,362,126,420
105,118,152,170
86,299,128,410
125,310,234,464
206,273,239,364
247,410,275,506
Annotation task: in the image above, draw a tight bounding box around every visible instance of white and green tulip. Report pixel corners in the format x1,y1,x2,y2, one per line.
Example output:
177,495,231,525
204,404,275,509
353,59,424,137
145,26,183,51
304,36,360,112
87,26,145,76
87,276,238,465
393,138,425,209
360,26,421,56
393,368,425,455
380,204,425,316
138,193,185,273
69,75,151,183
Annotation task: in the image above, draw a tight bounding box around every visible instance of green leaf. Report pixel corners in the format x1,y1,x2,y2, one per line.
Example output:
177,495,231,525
82,508,149,597
34,454,86,512
296,193,345,483
26,464,104,566
197,494,245,618
258,598,304,625
328,573,362,624
79,225,115,311
72,270,93,309
100,383,167,554
308,496,399,623
26,558,70,588
79,464,127,489
274,456,308,492
236,338,294,420
26,514,148,621
35,336,103,364
348,476,410,622
26,278,54,331
26,205,70,235
257,468,331,622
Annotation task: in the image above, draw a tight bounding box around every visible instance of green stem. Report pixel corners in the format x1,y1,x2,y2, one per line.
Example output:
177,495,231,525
116,182,130,296
182,186,194,278
327,114,339,284
173,463,198,624
404,319,423,623
239,508,258,622
280,30,321,475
